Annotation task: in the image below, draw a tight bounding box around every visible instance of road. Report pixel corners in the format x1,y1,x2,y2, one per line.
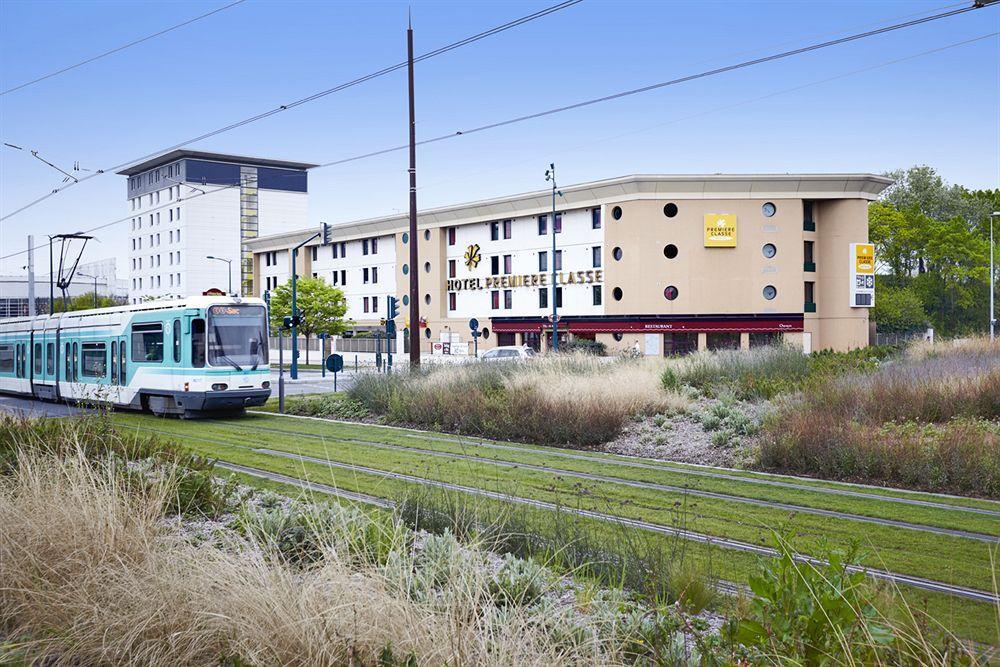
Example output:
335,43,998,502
0,369,361,418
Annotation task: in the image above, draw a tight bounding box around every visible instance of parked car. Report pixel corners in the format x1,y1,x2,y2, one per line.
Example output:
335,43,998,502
480,346,537,362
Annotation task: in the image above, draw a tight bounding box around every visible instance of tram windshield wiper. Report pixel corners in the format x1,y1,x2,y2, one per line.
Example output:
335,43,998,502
218,354,243,372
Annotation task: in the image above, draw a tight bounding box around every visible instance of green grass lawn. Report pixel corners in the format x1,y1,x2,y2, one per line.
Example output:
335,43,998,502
112,411,1000,646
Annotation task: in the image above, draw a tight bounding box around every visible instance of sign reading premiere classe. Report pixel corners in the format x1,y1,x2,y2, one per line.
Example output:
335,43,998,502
849,242,875,308
704,214,737,247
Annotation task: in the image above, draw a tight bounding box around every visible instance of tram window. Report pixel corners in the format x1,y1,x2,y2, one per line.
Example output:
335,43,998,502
173,319,181,363
111,342,118,383
119,343,126,383
81,343,107,378
191,318,206,368
65,343,72,379
33,343,41,375
46,343,54,375
73,342,79,381
131,323,164,362
0,345,13,373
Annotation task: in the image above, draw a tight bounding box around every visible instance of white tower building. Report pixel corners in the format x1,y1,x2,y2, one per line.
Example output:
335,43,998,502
118,150,315,303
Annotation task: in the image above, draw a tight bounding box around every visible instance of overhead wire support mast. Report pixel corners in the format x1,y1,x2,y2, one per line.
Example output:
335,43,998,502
408,16,420,369
0,0,582,223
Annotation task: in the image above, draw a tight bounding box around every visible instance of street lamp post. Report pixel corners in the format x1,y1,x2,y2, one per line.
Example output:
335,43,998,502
990,212,999,340
206,255,233,295
544,163,562,352
77,272,100,308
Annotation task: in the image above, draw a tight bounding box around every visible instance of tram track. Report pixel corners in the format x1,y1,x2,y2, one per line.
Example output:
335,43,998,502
213,418,1000,541
134,422,999,605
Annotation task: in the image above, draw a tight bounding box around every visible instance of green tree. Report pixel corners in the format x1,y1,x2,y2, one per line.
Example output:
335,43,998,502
267,277,349,364
872,281,927,334
52,292,120,313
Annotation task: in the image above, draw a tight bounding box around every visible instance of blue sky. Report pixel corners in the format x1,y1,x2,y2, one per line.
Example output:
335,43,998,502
1,0,997,274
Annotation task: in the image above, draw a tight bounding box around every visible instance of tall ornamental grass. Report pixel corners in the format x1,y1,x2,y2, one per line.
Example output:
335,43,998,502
350,354,689,447
758,339,1000,497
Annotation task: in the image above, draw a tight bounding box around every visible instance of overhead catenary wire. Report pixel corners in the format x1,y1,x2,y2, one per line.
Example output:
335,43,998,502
0,0,249,96
317,3,989,169
0,28,994,265
0,0,584,223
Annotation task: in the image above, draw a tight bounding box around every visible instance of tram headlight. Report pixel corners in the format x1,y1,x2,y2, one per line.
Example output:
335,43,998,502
211,383,228,391
261,381,270,389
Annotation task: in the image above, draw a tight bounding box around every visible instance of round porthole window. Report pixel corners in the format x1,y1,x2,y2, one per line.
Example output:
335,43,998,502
762,243,777,259
402,264,409,275
424,294,431,305
612,206,623,220
612,247,623,261
612,287,623,301
424,262,431,273
663,244,678,259
424,328,431,339
664,285,679,301
663,203,678,217
423,230,431,240
762,202,777,217
763,285,777,300
402,294,409,306
401,232,409,244
481,327,489,339
612,332,624,342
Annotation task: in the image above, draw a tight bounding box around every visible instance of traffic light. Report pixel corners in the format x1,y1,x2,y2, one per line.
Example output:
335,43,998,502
321,222,332,246
282,316,293,330
388,296,399,320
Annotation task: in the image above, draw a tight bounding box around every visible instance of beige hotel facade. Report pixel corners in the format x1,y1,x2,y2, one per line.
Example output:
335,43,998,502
248,174,891,356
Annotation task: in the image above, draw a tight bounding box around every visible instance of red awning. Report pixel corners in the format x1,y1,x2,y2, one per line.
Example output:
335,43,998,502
490,317,802,334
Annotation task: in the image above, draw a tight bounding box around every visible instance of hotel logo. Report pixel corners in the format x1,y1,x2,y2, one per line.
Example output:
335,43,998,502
704,214,737,247
464,243,482,269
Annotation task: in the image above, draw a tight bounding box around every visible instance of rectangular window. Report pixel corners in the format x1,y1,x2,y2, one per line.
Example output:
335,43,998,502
111,341,118,384
555,287,563,308
363,297,370,313
503,254,512,274
592,246,602,268
539,288,548,308
173,319,181,363
538,251,548,272
555,250,563,271
448,292,457,311
131,323,164,362
363,239,369,255
502,219,512,239
447,227,456,246
363,267,370,283
176,207,181,220
490,221,500,241
554,213,563,234
372,297,378,313
804,240,814,264
448,259,456,278
805,281,815,304
332,271,338,285
169,209,173,222
490,256,500,275
491,290,500,309
33,343,41,375
331,243,338,259
191,318,205,368
66,343,72,380
537,215,547,235
371,237,378,254
804,200,814,223
503,289,512,309
340,242,346,257
46,342,54,375
311,247,318,261
372,267,378,283
0,345,13,373
81,343,107,378
341,270,347,285
592,285,602,306
592,208,602,229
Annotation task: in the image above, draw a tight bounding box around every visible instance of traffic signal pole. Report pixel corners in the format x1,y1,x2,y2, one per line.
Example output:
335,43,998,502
289,225,328,379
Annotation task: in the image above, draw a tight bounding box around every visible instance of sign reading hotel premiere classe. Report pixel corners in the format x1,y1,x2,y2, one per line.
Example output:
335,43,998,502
447,270,603,292
704,214,737,247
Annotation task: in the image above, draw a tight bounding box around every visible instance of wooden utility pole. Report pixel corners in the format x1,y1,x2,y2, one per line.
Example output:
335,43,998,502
407,17,421,368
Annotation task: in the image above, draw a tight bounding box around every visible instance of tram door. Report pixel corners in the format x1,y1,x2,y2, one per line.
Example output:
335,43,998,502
32,324,58,400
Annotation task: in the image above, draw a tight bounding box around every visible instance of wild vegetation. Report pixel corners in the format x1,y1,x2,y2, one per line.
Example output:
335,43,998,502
758,338,1000,497
2,414,991,665
349,353,689,446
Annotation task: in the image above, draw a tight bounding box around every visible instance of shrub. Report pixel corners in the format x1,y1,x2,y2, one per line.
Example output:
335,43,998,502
700,414,722,431
711,430,734,448
489,553,550,606
560,338,607,356
350,354,689,447
283,393,370,420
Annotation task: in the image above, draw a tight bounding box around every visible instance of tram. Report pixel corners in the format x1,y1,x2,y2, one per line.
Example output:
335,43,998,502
0,296,270,417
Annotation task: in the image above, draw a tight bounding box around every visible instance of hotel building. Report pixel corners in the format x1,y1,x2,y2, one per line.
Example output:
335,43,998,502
117,150,315,303
248,174,890,355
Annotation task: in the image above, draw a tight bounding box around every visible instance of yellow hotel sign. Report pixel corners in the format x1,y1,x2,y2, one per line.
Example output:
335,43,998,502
704,214,737,247
855,243,875,273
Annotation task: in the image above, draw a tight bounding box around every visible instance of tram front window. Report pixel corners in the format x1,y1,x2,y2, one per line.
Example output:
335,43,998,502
207,305,268,370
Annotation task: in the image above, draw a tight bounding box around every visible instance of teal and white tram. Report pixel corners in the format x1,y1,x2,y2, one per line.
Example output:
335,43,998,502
0,296,270,417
